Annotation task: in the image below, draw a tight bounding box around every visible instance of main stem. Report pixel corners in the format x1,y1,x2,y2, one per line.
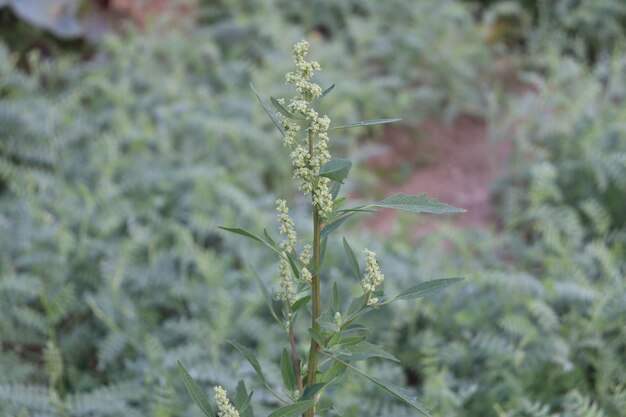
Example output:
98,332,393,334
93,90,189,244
304,208,321,417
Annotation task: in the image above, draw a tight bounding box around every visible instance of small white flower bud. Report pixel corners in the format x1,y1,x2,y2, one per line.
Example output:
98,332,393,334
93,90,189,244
334,311,342,326
361,249,384,294
276,199,297,253
214,386,240,417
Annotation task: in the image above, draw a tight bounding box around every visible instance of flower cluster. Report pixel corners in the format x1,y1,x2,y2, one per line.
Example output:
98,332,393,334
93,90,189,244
286,40,322,100
214,386,239,417
276,199,297,253
278,40,333,218
276,252,296,304
299,244,312,265
361,249,385,305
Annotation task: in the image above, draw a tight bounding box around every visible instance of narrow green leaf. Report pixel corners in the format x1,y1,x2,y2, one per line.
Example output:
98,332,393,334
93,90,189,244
323,354,431,416
234,380,255,417
320,236,328,267
220,227,279,254
219,227,265,243
177,361,215,417
337,207,377,213
368,376,432,416
300,383,325,401
338,341,400,362
317,310,340,333
346,294,371,321
287,253,300,280
333,197,347,210
333,282,340,313
250,267,282,325
337,336,366,346
321,212,357,238
271,96,303,120
292,295,310,313
322,361,347,384
267,400,314,417
318,321,340,333
329,181,341,200
280,349,298,392
227,340,267,385
343,323,369,333
312,83,335,103
319,158,352,184
369,193,465,214
331,118,401,130
263,228,279,249
309,328,326,349
342,237,360,280
250,84,285,137
393,278,464,301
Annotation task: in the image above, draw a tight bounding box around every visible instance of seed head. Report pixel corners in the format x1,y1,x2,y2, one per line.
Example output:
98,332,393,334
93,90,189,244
276,199,297,253
214,386,239,417
361,249,384,293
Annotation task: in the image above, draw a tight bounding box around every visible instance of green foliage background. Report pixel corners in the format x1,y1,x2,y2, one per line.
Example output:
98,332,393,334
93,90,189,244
1,1,625,416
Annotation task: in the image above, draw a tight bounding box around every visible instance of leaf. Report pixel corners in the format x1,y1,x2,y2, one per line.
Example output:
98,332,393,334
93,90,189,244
346,294,372,321
332,282,340,312
321,212,358,238
367,376,432,416
320,236,328,268
291,295,310,313
267,400,315,417
280,349,298,392
323,361,347,384
308,328,326,349
343,323,369,333
312,83,335,103
323,354,431,416
319,158,352,184
219,227,279,254
318,320,340,333
337,336,366,346
287,253,300,280
392,278,464,301
300,383,325,401
337,207,377,213
331,118,401,130
369,193,465,214
338,341,400,362
227,340,267,385
342,237,360,280
250,84,285,137
263,228,279,249
271,96,303,120
329,181,341,200
250,267,282,325
235,380,255,417
333,197,347,210
177,361,215,417
219,227,265,243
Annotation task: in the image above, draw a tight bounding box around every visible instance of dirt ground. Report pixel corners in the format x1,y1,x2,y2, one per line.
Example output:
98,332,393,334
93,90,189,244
368,115,511,237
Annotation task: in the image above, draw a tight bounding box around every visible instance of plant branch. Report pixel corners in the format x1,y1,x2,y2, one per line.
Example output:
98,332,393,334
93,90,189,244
288,308,304,392
304,195,322,417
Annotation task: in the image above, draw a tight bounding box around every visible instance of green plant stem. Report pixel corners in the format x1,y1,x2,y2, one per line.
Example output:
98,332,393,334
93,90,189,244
288,309,304,392
304,209,322,417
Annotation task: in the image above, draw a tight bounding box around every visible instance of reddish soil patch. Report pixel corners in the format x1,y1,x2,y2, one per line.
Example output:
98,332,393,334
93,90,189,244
106,0,196,27
367,115,510,237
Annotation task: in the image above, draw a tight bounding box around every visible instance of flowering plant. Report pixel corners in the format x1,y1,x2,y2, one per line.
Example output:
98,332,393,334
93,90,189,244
178,40,465,417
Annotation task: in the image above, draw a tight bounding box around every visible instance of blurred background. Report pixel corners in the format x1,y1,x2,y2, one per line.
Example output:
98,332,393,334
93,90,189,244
1,1,625,416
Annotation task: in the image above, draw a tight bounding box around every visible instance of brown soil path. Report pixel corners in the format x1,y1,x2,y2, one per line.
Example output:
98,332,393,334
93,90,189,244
368,115,510,237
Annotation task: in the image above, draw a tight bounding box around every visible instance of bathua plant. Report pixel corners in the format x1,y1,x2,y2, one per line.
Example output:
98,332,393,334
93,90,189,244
178,40,466,417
